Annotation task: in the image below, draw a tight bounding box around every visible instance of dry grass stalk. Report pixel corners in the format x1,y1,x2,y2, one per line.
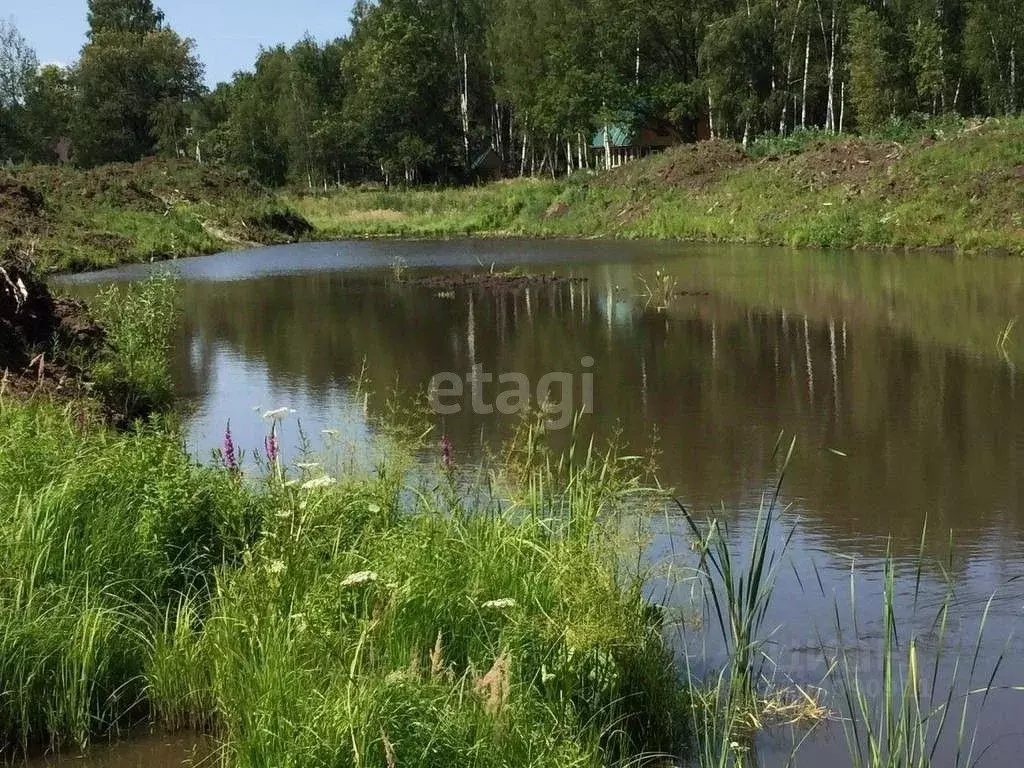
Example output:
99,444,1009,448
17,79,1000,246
429,631,444,679
474,652,510,716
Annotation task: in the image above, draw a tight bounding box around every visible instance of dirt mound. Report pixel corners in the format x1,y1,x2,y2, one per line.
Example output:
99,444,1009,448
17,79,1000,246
1,249,104,385
0,175,45,238
783,139,905,192
599,139,750,190
1,256,60,371
19,160,266,214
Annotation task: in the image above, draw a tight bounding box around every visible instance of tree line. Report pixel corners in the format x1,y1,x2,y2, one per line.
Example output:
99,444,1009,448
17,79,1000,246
1,0,1021,185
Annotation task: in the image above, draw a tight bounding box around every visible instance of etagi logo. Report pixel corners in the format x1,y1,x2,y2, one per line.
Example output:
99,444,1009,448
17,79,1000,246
428,357,595,430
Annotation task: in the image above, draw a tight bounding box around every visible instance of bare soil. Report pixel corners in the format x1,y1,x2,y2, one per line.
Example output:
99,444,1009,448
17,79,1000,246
1,248,104,398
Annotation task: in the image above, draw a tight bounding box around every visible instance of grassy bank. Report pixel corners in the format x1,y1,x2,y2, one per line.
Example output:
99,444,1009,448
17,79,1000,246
0,396,690,765
2,118,1022,276
294,118,1024,254
0,160,310,273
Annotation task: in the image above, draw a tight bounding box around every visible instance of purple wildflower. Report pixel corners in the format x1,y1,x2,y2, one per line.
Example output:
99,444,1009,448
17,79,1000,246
223,421,237,471
441,434,453,471
265,430,279,465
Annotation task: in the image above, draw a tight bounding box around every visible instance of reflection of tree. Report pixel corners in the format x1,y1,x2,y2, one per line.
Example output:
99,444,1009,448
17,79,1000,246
171,261,1023,568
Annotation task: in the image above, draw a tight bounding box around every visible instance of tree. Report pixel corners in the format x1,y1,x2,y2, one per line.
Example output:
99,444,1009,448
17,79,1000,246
74,1,204,164
911,19,945,114
964,0,1023,114
87,0,165,37
848,6,896,131
0,19,38,160
700,2,780,143
20,65,75,162
342,0,460,183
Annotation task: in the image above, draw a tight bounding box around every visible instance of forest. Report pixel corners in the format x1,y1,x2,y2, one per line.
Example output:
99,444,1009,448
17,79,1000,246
1,0,1022,186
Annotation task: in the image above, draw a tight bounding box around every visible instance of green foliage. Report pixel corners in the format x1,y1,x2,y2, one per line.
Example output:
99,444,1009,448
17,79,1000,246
849,7,897,132
0,399,260,752
0,393,688,763
86,0,166,37
89,272,180,419
74,27,204,165
0,160,312,273
290,118,1024,254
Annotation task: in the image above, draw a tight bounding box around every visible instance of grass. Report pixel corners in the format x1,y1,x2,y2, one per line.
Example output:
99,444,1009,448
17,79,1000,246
86,272,180,420
674,430,1016,768
3,117,1022,275
290,116,1024,255
0,160,312,273
0,285,691,766
3,394,1016,766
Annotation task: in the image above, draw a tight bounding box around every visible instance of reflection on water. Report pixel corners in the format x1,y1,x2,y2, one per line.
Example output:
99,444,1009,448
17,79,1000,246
20,732,211,768
60,239,1024,766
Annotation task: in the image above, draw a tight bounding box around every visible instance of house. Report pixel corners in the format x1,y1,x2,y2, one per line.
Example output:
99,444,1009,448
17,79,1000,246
590,110,679,169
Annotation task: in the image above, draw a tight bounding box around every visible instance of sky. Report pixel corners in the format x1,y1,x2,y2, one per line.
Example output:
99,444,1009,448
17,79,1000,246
4,0,357,86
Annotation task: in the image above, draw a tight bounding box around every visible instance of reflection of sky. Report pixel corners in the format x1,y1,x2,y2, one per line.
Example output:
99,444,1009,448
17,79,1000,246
185,341,374,472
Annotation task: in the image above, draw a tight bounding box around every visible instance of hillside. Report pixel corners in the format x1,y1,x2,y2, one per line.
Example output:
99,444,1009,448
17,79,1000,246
295,118,1024,254
3,119,1023,276
0,160,310,272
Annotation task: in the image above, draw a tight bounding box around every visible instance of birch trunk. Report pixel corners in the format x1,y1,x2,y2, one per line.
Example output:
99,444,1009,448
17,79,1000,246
779,0,805,135
708,89,716,140
839,80,845,132
801,30,811,129
635,31,641,85
824,2,837,132
1012,44,1018,113
461,51,470,163
603,125,612,170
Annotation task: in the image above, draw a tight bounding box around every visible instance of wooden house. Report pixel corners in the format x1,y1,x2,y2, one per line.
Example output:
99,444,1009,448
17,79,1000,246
590,111,679,169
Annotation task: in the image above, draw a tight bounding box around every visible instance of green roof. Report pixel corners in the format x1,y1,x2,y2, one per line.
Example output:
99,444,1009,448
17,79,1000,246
590,123,636,149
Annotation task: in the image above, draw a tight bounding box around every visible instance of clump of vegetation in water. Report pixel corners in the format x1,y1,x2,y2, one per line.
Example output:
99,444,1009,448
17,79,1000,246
87,272,180,421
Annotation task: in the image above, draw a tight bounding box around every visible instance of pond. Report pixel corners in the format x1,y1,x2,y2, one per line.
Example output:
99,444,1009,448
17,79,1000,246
57,239,1024,766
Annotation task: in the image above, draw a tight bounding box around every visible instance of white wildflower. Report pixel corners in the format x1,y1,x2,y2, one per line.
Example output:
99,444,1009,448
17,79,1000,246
263,407,296,421
482,598,517,610
341,571,379,588
302,476,337,491
367,503,382,514
268,559,286,575
275,509,293,518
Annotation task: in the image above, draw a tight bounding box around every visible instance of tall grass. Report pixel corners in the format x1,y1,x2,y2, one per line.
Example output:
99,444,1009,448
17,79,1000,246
88,272,180,420
827,528,1011,768
0,398,261,754
0,390,687,765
